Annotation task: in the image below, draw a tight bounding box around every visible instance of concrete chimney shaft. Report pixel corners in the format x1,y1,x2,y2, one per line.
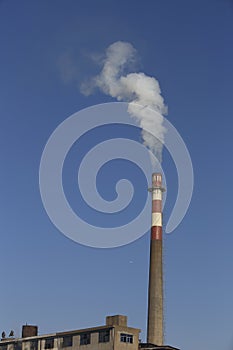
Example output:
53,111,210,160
147,173,165,346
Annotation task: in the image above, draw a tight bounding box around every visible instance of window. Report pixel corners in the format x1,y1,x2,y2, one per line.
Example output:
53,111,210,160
99,330,110,343
61,336,72,348
30,340,38,350
80,333,90,346
0,345,7,350
44,339,54,349
14,343,22,350
120,333,133,344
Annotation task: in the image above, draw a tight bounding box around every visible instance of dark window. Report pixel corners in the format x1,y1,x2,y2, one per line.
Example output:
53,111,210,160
99,330,110,343
30,340,38,350
120,333,133,344
0,345,7,350
80,333,90,345
44,339,54,349
61,336,73,348
14,343,22,350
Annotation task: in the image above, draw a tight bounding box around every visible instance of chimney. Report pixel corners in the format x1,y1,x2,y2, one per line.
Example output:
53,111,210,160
106,315,127,327
147,173,165,345
22,325,38,338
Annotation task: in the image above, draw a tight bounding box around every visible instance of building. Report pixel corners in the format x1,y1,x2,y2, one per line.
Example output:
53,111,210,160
0,316,139,350
139,344,180,350
0,315,179,350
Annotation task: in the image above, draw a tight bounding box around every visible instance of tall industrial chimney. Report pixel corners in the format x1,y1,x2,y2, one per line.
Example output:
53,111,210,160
147,173,165,346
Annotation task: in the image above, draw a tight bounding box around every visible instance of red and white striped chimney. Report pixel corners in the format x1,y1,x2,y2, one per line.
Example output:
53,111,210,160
151,173,163,240
147,173,165,346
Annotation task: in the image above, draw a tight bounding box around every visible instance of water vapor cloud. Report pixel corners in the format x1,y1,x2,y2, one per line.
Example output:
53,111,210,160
81,41,167,164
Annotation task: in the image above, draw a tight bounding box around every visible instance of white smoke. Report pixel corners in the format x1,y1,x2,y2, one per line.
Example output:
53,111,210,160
81,41,167,165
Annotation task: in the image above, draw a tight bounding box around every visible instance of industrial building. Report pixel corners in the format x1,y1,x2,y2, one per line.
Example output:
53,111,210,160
0,173,179,349
0,316,179,350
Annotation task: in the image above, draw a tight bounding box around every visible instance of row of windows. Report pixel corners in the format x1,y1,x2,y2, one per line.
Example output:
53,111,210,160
0,336,72,350
43,336,73,349
0,343,23,350
80,331,133,345
44,331,110,347
80,330,110,345
0,332,133,348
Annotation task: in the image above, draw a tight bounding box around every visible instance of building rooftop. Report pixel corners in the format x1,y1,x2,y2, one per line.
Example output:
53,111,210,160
139,343,180,350
0,316,179,350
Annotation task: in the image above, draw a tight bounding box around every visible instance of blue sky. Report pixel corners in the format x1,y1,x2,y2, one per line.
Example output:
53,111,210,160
1,1,233,349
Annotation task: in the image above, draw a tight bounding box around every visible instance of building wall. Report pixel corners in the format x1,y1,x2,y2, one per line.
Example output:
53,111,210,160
0,325,140,350
70,331,114,350
114,326,140,350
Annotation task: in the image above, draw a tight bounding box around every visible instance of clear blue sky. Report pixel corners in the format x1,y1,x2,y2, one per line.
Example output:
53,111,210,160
1,1,233,349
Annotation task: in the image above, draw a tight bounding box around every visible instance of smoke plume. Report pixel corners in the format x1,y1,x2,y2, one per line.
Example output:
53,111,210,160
81,41,167,164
